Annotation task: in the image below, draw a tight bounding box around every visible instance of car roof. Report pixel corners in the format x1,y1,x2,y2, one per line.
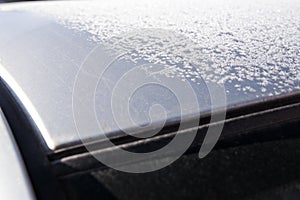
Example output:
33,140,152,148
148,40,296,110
0,0,299,151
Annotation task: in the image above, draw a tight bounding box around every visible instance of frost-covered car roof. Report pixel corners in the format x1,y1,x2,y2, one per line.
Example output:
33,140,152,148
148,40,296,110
0,0,299,151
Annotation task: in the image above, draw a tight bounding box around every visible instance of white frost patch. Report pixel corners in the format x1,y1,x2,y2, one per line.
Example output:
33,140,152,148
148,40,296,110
2,0,300,96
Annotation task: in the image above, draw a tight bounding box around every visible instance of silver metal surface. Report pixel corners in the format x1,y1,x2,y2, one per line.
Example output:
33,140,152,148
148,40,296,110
0,0,299,151
0,109,35,200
